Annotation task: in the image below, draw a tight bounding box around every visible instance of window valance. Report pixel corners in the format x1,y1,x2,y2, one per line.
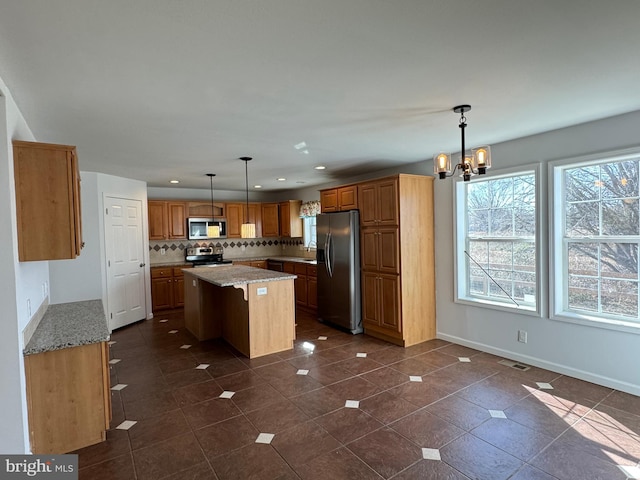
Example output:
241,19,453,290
299,200,321,217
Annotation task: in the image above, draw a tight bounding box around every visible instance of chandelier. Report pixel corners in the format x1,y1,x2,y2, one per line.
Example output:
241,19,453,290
433,105,491,182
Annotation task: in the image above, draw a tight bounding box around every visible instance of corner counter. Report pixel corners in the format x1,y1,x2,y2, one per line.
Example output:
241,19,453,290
184,265,297,358
23,299,111,454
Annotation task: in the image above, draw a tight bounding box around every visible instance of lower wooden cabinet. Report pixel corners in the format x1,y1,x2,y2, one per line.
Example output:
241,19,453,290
362,272,401,336
25,342,111,454
151,265,191,311
287,262,317,311
233,260,267,269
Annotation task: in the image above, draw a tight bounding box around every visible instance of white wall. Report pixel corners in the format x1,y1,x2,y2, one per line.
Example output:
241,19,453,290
49,172,102,304
0,77,44,453
434,110,640,395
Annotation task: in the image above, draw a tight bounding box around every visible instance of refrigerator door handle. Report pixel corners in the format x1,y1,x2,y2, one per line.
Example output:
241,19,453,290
326,231,333,278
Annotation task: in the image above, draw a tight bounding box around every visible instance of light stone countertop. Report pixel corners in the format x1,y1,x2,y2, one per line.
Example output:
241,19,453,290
185,264,297,287
24,299,109,356
151,256,316,267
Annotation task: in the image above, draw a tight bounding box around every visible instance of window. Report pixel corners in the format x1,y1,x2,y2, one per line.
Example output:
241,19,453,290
303,216,317,249
456,169,538,312
552,149,640,330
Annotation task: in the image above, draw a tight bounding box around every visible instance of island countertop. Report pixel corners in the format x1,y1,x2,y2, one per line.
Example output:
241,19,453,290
24,299,109,356
186,264,297,287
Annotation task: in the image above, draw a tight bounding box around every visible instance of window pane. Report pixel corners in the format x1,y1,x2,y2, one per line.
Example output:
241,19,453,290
566,201,599,236
514,207,535,236
568,243,598,277
490,208,513,236
489,178,514,208
600,161,638,199
600,243,638,280
568,275,598,312
602,199,639,235
468,209,489,236
468,182,489,209
565,165,600,202
602,279,638,317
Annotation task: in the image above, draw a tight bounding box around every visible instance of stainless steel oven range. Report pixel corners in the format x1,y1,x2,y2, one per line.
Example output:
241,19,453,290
185,246,233,266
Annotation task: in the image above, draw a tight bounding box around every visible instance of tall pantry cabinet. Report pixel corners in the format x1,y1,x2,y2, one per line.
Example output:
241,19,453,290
357,174,435,347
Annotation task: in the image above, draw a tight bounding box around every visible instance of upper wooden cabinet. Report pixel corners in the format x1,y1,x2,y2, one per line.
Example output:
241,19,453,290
148,201,186,240
187,201,224,218
320,185,358,212
227,203,262,238
358,178,399,227
261,203,279,237
279,200,303,238
13,140,83,261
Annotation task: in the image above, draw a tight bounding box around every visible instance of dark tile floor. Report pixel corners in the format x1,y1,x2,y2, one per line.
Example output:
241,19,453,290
74,309,640,479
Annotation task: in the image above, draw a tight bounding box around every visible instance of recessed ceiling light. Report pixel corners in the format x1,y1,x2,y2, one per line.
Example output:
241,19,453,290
277,178,286,181
169,179,180,184
314,165,326,170
254,185,262,189
294,141,307,150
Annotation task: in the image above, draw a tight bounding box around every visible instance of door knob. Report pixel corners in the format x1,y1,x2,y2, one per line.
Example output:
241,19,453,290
139,263,146,267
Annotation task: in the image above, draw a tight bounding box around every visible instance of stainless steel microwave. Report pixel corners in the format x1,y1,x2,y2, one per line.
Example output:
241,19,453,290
187,218,227,240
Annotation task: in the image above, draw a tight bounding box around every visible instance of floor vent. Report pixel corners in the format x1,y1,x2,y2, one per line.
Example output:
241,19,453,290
498,359,531,371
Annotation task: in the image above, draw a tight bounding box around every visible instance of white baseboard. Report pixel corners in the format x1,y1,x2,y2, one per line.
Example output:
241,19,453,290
437,332,640,397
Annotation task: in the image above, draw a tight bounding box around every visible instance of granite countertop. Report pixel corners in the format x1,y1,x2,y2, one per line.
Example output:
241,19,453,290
24,299,110,356
151,256,317,267
185,264,297,287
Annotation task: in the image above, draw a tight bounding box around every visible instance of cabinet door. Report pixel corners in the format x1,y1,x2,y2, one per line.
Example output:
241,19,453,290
307,276,317,309
13,141,83,261
251,260,267,269
295,273,308,307
320,189,338,212
378,227,400,274
362,271,380,327
173,276,185,307
360,228,379,271
338,186,358,210
358,183,378,226
226,203,243,238
279,202,291,237
187,201,223,218
247,203,263,238
377,179,399,225
148,201,168,240
167,202,187,239
261,203,280,237
151,277,173,311
379,274,401,332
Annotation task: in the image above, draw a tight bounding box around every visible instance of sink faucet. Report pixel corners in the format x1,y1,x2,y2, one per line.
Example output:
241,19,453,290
305,241,317,252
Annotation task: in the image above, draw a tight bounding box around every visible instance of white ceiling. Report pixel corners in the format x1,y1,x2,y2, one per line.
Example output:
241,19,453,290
1,0,640,191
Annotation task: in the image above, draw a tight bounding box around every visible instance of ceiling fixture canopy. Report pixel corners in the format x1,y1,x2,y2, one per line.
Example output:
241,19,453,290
206,173,220,238
239,157,256,239
434,105,491,182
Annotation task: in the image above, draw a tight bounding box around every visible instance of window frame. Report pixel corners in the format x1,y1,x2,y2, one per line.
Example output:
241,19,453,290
302,215,317,250
550,147,640,334
454,163,544,317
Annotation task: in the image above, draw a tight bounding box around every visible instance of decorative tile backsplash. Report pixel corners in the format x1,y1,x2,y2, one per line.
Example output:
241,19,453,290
149,238,308,264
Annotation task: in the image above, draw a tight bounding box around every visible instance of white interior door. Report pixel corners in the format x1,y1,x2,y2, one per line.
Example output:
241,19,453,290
105,196,146,330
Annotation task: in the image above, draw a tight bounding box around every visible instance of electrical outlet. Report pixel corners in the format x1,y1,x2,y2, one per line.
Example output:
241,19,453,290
160,248,166,255
517,330,528,343
27,299,31,318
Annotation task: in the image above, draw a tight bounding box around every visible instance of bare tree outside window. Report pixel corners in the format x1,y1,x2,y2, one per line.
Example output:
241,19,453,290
563,159,640,319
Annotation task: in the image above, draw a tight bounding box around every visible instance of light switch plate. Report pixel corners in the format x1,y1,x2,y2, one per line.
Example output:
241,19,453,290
257,287,267,295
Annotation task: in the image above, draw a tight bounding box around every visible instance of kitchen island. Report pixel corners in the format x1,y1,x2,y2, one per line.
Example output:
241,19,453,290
183,265,297,358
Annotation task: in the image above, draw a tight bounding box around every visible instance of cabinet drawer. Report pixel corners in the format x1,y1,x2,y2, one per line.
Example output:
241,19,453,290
307,265,317,277
172,267,188,277
151,268,172,279
283,262,296,274
294,263,308,275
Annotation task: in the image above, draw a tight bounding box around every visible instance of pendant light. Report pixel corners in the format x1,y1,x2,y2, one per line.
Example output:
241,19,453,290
206,173,220,238
433,105,491,182
239,157,256,238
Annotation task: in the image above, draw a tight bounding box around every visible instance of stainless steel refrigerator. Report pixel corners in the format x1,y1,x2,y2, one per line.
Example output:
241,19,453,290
316,210,362,334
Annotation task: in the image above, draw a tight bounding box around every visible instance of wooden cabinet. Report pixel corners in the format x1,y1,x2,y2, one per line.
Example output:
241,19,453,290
187,201,224,218
25,342,111,453
148,201,186,240
151,265,191,311
320,185,358,212
358,174,435,347
279,200,303,238
358,178,399,227
13,140,83,261
261,203,280,237
227,203,262,238
285,262,317,311
233,260,267,269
